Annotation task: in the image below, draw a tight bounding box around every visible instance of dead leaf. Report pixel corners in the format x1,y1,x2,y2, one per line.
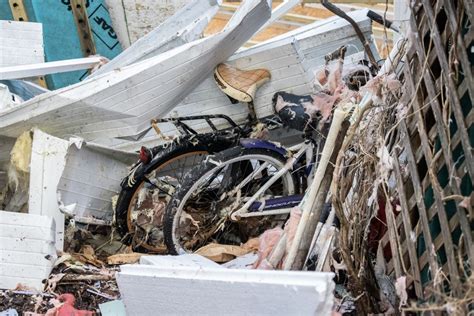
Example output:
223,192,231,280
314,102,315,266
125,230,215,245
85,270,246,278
242,237,259,252
72,245,104,267
45,273,65,293
82,245,95,257
107,253,143,265
195,243,252,263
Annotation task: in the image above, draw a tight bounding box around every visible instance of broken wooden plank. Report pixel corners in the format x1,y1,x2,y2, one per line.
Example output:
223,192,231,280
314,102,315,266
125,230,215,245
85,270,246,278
29,129,69,250
107,10,373,150
57,140,136,222
90,0,221,78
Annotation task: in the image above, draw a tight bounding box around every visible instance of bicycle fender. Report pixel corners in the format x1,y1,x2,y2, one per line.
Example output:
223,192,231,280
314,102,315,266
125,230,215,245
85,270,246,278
120,133,237,189
239,138,288,157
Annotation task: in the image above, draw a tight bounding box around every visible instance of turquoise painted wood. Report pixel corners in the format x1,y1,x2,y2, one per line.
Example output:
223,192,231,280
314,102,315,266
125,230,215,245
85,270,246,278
0,0,122,89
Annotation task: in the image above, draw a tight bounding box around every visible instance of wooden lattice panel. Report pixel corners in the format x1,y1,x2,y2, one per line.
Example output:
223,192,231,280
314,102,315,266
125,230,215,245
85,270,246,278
382,0,473,300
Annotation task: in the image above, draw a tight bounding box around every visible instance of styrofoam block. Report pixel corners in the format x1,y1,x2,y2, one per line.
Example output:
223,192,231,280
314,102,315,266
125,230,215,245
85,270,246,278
117,265,335,315
139,254,222,269
0,211,56,290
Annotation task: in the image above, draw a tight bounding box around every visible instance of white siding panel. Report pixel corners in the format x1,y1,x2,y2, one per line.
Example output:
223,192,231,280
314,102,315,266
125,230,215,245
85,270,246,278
0,211,56,290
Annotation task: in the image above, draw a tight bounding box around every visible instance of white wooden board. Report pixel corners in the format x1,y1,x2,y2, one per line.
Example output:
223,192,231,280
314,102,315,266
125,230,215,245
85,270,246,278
57,140,136,222
29,129,69,250
117,264,335,315
0,211,56,290
0,0,272,142
0,21,44,67
0,57,102,80
91,0,221,78
139,254,223,269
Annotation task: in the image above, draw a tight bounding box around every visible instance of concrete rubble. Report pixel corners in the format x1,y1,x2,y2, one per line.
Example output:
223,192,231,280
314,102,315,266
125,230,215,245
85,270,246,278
0,0,432,315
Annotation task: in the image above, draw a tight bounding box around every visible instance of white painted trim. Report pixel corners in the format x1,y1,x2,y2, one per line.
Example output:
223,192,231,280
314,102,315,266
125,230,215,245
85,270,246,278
117,264,335,315
0,57,103,80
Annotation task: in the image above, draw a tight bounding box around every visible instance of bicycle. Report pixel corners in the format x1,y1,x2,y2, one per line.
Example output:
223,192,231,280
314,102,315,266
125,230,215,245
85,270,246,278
115,63,276,252
162,46,355,254
162,39,404,258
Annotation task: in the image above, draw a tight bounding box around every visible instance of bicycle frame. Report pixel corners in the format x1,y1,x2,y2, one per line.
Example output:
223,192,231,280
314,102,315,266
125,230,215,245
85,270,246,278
229,34,406,220
230,140,314,219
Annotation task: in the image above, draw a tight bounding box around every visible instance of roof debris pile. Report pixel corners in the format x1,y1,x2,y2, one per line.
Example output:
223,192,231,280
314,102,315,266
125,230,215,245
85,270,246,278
1,0,472,315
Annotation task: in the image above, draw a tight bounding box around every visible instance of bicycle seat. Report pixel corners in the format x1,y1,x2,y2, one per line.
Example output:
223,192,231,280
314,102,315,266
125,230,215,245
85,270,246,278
214,63,271,103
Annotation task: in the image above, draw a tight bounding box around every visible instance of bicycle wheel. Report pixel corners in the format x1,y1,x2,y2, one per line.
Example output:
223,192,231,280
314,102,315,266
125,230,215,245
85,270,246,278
115,134,235,252
164,147,298,255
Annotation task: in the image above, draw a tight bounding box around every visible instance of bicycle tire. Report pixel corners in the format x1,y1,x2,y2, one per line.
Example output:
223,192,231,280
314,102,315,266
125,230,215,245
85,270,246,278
164,147,299,255
115,134,236,252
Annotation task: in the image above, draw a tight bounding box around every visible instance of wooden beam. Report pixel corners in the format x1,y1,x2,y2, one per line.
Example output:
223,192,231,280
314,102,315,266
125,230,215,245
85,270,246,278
0,57,103,80
70,0,96,56
8,0,27,21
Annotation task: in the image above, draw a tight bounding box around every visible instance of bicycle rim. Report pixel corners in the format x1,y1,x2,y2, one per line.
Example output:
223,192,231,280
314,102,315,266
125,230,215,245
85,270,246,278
171,152,296,254
127,150,208,251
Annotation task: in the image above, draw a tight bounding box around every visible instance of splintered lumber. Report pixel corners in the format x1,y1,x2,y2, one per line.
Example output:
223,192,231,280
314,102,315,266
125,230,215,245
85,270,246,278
291,119,350,270
283,107,349,270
